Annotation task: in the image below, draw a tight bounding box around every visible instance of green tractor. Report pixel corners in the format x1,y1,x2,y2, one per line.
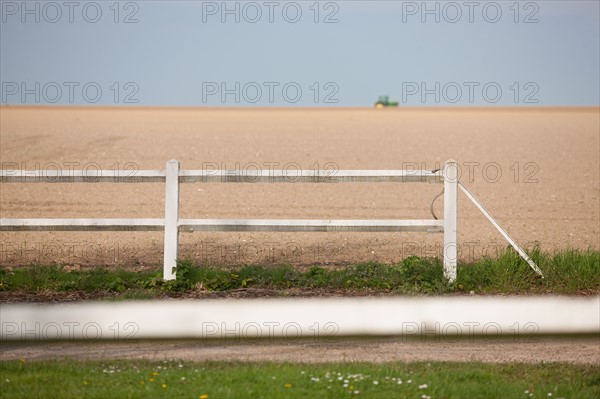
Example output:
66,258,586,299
374,95,399,108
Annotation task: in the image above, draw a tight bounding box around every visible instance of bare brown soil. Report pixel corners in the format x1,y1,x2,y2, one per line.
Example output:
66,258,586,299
1,107,598,268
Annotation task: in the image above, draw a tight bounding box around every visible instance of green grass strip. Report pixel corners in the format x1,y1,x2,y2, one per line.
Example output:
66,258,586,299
1,248,598,298
0,359,598,398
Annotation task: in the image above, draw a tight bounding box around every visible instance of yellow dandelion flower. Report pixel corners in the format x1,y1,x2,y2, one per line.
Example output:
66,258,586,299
152,371,159,376
19,358,25,363
284,383,292,388
199,395,209,399
83,381,89,385
149,378,154,382
162,384,167,389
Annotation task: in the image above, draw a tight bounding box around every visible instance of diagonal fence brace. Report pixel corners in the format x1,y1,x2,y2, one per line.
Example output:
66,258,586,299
458,181,544,278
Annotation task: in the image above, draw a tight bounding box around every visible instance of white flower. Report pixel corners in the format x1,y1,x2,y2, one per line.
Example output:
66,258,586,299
419,384,428,389
373,381,379,385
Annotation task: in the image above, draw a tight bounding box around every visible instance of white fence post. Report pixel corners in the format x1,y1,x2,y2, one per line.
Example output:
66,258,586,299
443,160,458,282
163,160,180,280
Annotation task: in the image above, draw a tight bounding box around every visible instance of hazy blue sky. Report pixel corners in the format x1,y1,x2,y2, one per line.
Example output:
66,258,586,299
1,0,599,106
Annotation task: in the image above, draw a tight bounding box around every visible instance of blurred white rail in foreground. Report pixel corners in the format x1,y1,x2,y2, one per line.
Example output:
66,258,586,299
1,296,598,341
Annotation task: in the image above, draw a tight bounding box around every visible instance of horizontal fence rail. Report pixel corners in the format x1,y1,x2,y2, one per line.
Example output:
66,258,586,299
0,160,458,281
2,296,598,341
0,170,166,183
1,169,444,183
178,219,445,233
0,219,165,232
179,169,444,183
0,219,444,233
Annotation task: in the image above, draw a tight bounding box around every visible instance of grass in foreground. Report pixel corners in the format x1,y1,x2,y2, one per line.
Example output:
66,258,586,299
1,359,598,399
0,248,598,299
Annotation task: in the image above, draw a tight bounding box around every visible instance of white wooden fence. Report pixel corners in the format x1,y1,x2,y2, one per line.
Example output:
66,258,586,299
1,160,458,281
2,296,598,341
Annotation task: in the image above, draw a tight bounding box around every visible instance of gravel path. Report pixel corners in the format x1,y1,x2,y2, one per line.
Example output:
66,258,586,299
2,336,598,364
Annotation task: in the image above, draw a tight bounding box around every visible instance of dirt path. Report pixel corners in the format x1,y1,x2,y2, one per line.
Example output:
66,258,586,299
2,336,598,364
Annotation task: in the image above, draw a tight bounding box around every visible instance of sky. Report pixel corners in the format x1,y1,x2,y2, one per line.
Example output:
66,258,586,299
1,0,599,106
